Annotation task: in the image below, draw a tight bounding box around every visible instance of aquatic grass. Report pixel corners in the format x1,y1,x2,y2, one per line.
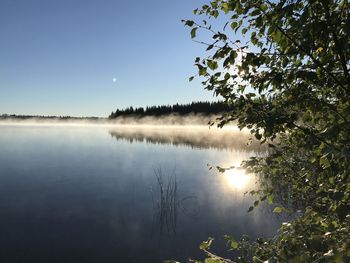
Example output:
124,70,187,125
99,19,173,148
153,166,178,236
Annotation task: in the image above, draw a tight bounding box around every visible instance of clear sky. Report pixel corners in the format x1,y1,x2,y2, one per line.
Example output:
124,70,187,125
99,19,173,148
0,0,217,117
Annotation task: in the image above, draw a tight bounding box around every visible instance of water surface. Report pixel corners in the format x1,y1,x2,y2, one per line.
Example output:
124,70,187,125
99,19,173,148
0,124,280,262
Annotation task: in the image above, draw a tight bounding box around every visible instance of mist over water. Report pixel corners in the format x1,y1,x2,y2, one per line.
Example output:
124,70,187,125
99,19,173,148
0,113,226,126
109,125,264,152
108,113,220,126
0,122,279,263
0,114,265,151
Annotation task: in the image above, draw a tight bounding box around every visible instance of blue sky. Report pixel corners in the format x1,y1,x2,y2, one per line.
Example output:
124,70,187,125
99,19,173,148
0,0,219,117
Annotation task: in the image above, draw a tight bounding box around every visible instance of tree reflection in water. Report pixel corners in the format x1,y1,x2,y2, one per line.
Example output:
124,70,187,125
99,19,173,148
108,125,264,152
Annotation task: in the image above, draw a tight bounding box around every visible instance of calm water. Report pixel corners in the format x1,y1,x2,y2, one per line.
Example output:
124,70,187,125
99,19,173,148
0,124,280,262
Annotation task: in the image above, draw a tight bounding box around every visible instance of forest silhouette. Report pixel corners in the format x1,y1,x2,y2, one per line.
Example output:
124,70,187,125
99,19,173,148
109,101,230,118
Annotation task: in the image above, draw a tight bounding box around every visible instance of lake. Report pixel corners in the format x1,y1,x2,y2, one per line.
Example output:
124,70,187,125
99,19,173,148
0,123,281,262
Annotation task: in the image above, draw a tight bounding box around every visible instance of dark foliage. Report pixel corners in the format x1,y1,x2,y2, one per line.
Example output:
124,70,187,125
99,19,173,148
182,0,350,262
109,101,230,118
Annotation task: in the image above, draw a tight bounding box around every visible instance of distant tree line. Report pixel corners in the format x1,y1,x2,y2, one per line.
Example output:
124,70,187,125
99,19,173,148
109,101,230,118
0,114,101,120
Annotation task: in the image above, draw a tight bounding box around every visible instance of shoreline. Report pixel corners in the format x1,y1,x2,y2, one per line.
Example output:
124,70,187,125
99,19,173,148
0,113,233,127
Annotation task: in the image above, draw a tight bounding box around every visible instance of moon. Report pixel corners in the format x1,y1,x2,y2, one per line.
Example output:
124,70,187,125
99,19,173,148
112,77,117,83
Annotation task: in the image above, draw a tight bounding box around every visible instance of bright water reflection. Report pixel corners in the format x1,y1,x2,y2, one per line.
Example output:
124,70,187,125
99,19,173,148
0,124,279,263
224,168,252,191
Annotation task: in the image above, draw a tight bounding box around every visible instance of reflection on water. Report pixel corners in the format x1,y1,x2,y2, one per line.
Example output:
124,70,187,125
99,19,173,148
224,168,252,191
152,166,201,237
152,166,179,236
0,124,279,263
109,125,264,151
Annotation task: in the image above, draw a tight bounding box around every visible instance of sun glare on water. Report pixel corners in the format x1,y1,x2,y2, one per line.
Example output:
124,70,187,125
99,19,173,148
224,168,252,190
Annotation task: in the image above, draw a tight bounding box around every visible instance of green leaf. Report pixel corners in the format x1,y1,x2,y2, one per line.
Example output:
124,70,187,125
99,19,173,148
191,27,198,38
273,207,283,213
184,20,194,27
320,155,331,169
200,238,214,250
260,4,268,12
222,3,230,13
204,259,221,263
206,44,214,51
268,195,274,204
224,235,239,250
271,29,282,43
230,22,238,30
230,241,238,249
255,133,262,140
199,67,207,76
216,166,226,173
207,60,218,70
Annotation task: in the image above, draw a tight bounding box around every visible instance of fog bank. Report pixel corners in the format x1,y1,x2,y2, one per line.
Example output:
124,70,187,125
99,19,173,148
109,125,264,152
0,114,227,127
